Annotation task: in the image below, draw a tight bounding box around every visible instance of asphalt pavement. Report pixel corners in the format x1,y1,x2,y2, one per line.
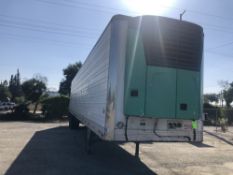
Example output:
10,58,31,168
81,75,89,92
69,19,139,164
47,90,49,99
0,122,233,175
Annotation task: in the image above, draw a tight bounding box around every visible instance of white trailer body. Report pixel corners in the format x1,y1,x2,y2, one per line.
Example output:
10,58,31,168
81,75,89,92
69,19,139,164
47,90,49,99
69,15,204,142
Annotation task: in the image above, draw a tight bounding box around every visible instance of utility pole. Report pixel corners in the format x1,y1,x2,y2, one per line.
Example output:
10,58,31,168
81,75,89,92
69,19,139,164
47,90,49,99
180,10,186,21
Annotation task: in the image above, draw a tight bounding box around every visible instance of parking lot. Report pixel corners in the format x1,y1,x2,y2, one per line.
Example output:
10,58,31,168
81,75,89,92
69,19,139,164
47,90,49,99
0,122,233,175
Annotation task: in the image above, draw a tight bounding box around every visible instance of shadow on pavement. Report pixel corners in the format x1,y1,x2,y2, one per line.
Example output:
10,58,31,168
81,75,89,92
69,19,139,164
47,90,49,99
0,112,67,123
5,126,156,175
189,142,214,148
204,130,233,146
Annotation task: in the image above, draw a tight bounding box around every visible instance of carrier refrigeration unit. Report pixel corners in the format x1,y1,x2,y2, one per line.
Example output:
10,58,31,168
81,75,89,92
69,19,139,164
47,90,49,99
69,15,204,156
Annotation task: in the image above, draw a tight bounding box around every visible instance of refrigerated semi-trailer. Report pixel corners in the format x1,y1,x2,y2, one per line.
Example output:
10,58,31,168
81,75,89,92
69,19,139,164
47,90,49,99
69,15,204,155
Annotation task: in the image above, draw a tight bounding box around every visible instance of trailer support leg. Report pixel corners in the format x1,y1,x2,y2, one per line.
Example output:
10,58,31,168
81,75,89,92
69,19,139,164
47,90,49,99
135,142,140,158
86,128,92,154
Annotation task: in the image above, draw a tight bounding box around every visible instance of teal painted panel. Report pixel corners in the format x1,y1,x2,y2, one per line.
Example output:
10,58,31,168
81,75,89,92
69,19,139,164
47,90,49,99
124,28,202,119
145,66,176,118
124,29,147,116
176,70,201,119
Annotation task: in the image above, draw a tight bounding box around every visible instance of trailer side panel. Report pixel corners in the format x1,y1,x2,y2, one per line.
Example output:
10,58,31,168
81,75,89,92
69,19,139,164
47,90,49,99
69,25,111,136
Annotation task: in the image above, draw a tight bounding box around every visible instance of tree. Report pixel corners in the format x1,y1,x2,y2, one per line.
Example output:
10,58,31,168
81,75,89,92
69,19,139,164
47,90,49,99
223,82,233,107
218,80,230,90
0,80,8,87
33,73,48,85
9,69,23,100
22,78,46,114
204,93,219,104
0,85,11,101
59,62,82,96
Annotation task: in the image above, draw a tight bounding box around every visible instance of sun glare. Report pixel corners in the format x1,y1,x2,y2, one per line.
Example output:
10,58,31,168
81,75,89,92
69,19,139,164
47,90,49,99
122,0,175,15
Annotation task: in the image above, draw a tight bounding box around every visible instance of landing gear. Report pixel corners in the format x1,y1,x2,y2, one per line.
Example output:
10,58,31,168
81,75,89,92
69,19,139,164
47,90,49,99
68,114,80,129
85,128,93,154
135,142,140,158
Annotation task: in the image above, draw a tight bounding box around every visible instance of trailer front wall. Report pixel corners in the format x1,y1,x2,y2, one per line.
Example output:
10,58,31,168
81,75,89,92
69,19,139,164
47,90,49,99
113,16,203,142
124,16,203,120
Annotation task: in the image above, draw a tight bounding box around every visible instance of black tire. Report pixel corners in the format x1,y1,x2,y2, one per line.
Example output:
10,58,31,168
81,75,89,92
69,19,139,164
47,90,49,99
69,114,80,129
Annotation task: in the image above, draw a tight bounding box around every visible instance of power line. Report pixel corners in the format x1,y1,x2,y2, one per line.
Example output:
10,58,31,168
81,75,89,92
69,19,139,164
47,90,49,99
3,11,233,35
206,41,233,51
1,21,233,57
1,0,233,59
2,31,232,61
35,0,233,35
0,22,96,38
201,22,233,31
0,14,101,32
205,50,233,59
35,0,128,15
0,0,232,37
3,14,233,39
0,31,93,48
60,0,135,14
60,0,140,14
0,19,99,37
184,8,233,22
2,18,233,55
204,27,233,34
37,0,233,23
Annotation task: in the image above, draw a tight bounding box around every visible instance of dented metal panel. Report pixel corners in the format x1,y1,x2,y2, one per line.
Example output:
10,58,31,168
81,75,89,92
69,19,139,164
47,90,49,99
105,18,128,140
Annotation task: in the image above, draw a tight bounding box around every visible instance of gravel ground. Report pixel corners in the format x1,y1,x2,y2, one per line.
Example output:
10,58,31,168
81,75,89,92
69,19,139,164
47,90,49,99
0,122,233,175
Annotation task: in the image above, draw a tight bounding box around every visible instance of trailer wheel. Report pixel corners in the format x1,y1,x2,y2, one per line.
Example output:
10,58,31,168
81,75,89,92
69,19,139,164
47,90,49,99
69,114,80,129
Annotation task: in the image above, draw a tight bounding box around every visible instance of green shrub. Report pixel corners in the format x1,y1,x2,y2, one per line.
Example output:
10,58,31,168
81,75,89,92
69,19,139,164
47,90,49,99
41,96,69,119
218,108,228,132
14,96,25,104
225,109,233,125
219,117,228,132
0,85,11,101
14,103,30,120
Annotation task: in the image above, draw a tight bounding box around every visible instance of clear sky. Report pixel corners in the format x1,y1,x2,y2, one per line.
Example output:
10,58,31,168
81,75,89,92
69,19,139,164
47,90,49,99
0,0,232,93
